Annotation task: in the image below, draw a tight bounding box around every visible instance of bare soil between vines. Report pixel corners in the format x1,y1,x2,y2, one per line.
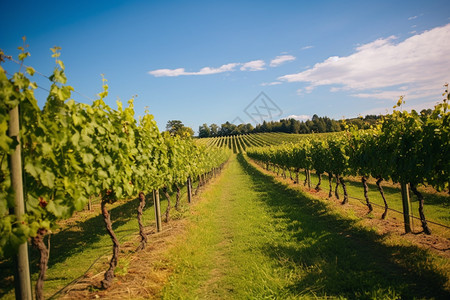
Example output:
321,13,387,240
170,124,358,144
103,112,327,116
58,168,225,299
60,217,188,299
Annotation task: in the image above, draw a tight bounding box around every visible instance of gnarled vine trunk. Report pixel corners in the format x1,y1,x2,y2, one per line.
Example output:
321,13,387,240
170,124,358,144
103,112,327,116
376,177,388,219
334,174,340,199
101,200,120,289
340,176,348,204
32,228,48,300
328,172,333,198
136,191,147,251
163,186,171,222
315,172,322,191
307,170,311,189
410,184,432,235
175,184,181,211
361,176,373,212
194,175,201,195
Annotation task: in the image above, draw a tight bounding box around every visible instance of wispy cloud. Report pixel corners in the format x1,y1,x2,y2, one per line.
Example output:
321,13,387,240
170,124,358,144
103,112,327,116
270,55,296,67
149,59,268,77
301,45,314,50
240,60,265,71
149,53,298,77
408,15,418,20
278,23,450,100
149,63,239,77
260,81,282,86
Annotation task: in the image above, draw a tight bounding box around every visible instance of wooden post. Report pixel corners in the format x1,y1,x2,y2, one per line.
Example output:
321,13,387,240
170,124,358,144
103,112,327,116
153,189,162,232
9,106,32,300
187,176,192,203
87,195,93,211
400,183,412,233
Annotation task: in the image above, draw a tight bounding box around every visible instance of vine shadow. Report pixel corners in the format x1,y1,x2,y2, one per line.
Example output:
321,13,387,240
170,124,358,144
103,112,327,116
238,154,449,299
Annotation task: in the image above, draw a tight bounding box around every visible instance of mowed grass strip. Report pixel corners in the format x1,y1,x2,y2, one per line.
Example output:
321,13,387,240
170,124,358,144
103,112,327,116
162,154,450,299
273,165,450,230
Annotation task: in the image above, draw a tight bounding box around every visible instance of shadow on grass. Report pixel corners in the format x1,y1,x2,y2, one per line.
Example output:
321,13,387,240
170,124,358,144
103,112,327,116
305,170,449,209
342,177,450,209
0,193,155,298
238,154,449,299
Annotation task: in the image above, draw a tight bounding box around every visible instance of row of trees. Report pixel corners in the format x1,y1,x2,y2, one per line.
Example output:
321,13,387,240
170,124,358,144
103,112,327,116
198,115,381,137
247,91,449,236
0,47,229,299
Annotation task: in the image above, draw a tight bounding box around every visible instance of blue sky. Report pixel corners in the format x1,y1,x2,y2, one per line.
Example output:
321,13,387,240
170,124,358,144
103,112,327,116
1,0,449,133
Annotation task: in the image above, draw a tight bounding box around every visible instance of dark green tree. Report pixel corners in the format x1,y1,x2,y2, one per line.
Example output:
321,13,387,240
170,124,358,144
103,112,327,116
166,120,194,137
210,123,219,136
198,123,211,138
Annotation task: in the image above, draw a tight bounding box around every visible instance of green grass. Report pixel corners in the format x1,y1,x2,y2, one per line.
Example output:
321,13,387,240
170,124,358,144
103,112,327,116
2,156,448,299
0,183,194,300
162,154,450,299
273,166,450,230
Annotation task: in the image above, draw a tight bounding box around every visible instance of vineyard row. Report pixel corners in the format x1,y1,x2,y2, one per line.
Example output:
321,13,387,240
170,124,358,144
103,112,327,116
0,48,230,299
245,93,449,236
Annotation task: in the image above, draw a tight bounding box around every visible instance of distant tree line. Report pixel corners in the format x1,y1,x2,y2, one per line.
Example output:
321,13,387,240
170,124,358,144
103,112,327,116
198,114,382,138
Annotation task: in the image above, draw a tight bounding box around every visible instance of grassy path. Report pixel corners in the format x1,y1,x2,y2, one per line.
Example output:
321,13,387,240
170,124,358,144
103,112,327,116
161,155,449,299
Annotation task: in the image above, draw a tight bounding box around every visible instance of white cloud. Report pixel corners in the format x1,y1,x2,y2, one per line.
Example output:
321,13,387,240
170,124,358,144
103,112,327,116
240,60,266,71
149,59,267,77
305,86,315,93
148,68,187,77
301,45,314,50
278,24,450,99
408,15,418,20
330,87,344,92
296,87,314,95
261,81,282,86
355,35,397,52
285,114,310,121
196,63,239,75
149,63,239,77
270,55,296,67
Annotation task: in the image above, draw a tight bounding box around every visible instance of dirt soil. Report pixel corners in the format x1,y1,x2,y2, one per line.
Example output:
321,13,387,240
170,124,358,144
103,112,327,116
59,216,188,299
59,170,225,299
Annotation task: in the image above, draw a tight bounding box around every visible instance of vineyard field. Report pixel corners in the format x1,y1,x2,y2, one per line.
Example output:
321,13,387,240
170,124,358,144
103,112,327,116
16,154,446,299
197,132,333,153
1,47,449,299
